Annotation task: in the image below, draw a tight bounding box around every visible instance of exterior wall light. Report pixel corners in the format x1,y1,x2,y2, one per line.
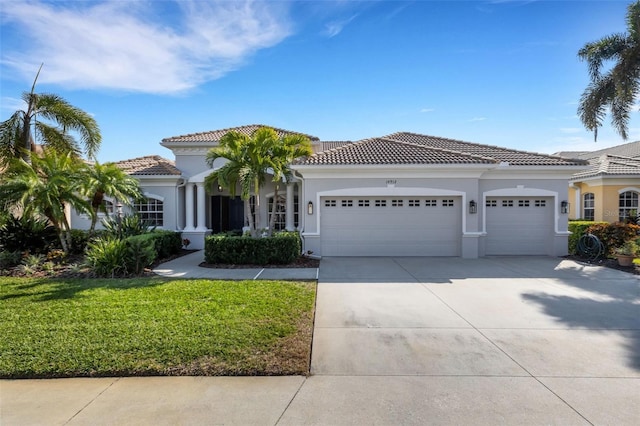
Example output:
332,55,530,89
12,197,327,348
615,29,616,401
561,200,569,214
217,185,223,192
469,200,477,214
307,201,314,215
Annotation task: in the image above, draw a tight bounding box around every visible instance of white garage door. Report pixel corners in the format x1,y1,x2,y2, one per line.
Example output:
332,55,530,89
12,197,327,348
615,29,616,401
485,197,553,255
320,196,461,256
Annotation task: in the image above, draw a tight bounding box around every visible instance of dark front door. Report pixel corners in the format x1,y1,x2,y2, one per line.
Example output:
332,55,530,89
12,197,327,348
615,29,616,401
211,196,244,234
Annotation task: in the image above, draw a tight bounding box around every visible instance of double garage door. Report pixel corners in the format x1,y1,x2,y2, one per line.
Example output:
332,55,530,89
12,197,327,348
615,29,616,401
320,196,461,256
320,195,554,257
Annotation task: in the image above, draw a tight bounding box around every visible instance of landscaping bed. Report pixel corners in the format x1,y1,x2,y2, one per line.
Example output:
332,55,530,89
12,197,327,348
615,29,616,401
0,277,316,378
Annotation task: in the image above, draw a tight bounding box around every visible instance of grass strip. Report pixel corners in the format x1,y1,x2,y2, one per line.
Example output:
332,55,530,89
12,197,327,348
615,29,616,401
0,277,316,378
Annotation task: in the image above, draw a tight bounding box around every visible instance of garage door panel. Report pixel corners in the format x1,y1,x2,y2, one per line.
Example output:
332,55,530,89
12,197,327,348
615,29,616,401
485,197,553,256
320,197,461,256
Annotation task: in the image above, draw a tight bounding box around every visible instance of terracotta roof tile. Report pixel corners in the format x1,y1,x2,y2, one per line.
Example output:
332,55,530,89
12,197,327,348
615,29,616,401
576,140,640,160
162,124,320,144
114,155,181,176
384,132,587,166
297,138,498,165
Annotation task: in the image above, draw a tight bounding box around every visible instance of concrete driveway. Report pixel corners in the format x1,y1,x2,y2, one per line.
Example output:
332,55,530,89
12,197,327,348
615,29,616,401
282,256,640,424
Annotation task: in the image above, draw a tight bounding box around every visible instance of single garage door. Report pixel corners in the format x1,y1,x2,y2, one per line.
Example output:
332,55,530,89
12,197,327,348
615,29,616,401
485,197,553,255
320,196,461,256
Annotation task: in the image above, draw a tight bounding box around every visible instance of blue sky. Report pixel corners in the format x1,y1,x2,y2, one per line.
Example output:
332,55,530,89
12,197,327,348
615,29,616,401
0,0,637,163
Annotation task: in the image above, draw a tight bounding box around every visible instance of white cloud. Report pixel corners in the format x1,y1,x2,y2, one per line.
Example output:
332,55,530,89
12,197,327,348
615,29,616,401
323,14,358,38
0,1,292,94
469,117,487,122
420,108,435,113
0,97,27,113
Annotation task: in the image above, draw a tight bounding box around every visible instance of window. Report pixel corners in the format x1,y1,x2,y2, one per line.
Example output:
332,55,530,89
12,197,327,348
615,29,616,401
502,200,514,207
408,199,420,207
534,200,546,207
341,199,353,207
442,199,454,207
267,195,300,231
518,200,530,207
425,199,437,207
324,199,336,207
375,199,387,207
619,191,639,221
486,200,497,207
583,193,594,221
358,199,370,207
391,199,403,207
134,197,163,226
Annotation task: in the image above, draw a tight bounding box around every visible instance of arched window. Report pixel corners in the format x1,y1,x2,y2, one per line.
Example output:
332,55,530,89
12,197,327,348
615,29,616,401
583,193,594,221
619,191,638,221
134,197,163,227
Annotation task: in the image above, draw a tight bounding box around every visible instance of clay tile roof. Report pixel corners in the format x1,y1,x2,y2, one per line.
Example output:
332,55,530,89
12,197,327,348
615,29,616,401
383,132,587,166
319,141,354,151
571,154,640,179
297,138,498,165
114,155,181,176
161,124,320,144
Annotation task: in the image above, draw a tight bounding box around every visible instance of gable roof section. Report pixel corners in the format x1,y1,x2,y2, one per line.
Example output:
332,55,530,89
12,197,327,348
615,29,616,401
571,155,640,180
384,132,586,166
297,138,498,165
114,155,181,176
575,140,640,160
161,124,320,144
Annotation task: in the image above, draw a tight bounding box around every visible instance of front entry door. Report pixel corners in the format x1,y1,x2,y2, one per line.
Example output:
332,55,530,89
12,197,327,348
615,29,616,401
211,196,244,234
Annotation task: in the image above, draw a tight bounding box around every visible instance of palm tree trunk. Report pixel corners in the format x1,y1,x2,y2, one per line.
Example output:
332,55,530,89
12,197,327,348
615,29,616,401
253,178,261,238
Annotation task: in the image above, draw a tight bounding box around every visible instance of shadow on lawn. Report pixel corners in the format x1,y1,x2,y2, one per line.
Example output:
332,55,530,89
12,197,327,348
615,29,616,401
522,277,640,372
0,276,168,302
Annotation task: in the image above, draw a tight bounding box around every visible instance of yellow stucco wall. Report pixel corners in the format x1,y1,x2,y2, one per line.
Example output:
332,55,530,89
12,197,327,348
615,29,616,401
569,179,640,223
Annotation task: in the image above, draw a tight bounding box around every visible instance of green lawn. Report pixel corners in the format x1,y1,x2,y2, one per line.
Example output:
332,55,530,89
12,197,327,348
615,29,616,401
0,277,316,378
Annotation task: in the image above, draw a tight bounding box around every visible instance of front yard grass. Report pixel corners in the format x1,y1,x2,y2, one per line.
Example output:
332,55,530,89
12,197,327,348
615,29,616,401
0,277,316,378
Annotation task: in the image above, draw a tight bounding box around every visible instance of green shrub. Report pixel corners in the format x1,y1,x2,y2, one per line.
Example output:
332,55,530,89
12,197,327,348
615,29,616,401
586,222,640,256
205,232,301,265
125,234,157,275
0,251,22,270
151,230,182,259
101,214,154,239
84,236,129,278
0,215,58,254
568,221,607,254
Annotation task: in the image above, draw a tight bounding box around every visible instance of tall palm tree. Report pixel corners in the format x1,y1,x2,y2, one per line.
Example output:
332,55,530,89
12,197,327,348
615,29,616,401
0,66,101,164
578,1,640,141
205,127,279,237
267,133,312,233
79,161,143,234
0,150,90,253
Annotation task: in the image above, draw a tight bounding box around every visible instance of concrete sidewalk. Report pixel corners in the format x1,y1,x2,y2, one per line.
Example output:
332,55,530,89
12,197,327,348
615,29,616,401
152,250,319,281
2,256,640,425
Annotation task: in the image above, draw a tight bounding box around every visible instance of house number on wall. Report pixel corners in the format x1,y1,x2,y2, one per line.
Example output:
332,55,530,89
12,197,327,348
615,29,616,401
386,179,397,186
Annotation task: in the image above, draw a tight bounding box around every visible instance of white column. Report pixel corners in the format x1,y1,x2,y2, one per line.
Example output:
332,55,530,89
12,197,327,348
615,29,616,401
196,183,208,231
573,185,581,219
297,182,304,231
285,183,295,231
184,183,195,231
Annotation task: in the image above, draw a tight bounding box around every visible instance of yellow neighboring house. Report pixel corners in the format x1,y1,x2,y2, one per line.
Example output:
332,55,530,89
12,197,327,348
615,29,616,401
558,141,640,223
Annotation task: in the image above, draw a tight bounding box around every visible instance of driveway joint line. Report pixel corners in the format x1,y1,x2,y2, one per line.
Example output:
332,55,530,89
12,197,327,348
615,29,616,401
274,377,307,425
63,378,121,425
253,269,265,280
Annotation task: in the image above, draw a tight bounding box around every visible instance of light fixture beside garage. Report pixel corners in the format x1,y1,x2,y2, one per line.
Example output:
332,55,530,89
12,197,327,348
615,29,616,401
469,200,477,214
307,201,314,215
560,200,569,214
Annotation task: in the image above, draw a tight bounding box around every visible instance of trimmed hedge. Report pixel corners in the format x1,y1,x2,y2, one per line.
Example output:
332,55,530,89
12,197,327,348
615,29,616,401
152,230,182,259
585,222,640,256
568,221,607,255
205,232,301,265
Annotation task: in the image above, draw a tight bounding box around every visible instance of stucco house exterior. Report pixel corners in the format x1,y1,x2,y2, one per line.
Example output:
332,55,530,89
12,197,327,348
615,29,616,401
557,141,640,223
70,124,587,258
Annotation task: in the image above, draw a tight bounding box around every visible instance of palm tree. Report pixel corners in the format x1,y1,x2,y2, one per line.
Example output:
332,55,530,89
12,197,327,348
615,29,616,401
0,66,101,164
0,150,90,253
578,1,640,141
204,127,281,237
79,161,143,234
267,134,312,233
